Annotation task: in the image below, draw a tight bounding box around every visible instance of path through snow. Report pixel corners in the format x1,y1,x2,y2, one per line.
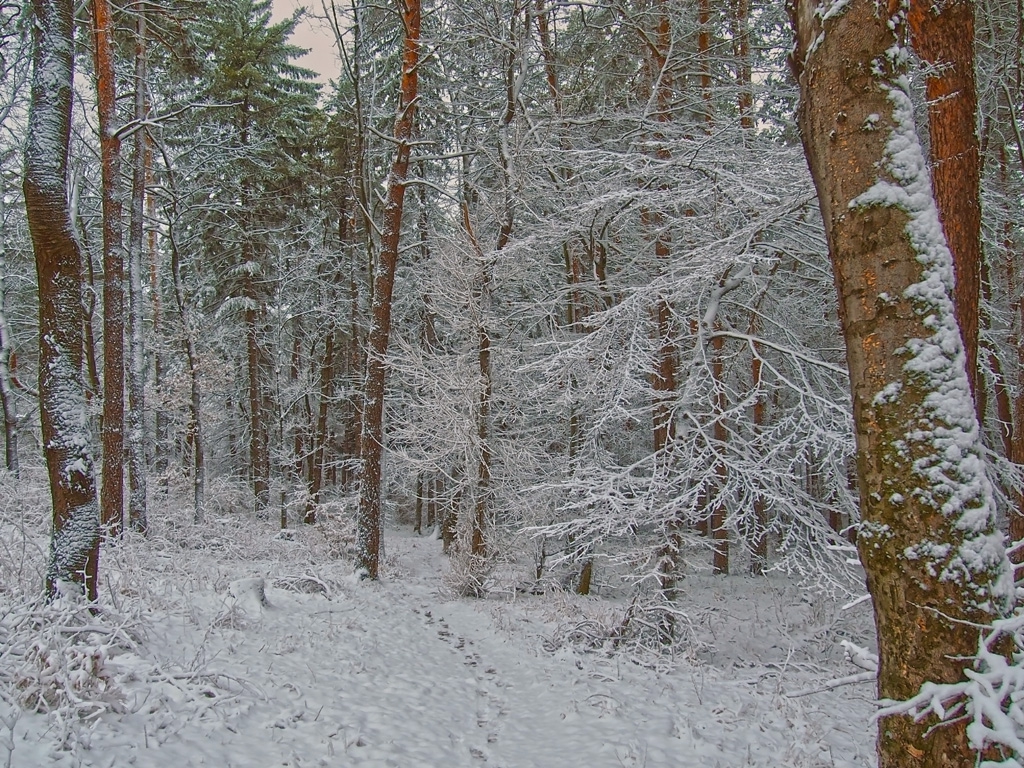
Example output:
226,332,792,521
2,522,876,768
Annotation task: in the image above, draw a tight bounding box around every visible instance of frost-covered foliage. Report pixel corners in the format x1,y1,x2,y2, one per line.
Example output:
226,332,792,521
514,132,857,594
878,611,1024,767
1,466,880,766
0,471,131,747
379,0,858,609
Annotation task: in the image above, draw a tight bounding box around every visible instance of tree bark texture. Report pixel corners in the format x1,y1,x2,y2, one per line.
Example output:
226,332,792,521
749,352,767,574
908,0,982,400
305,327,335,524
355,0,420,579
26,0,101,600
711,331,729,575
93,0,125,538
732,0,753,130
791,2,1013,765
647,0,677,457
0,211,20,476
245,296,270,514
126,4,149,534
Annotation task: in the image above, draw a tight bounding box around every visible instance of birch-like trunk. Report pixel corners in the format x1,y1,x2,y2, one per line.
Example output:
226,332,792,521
0,236,20,476
125,3,148,533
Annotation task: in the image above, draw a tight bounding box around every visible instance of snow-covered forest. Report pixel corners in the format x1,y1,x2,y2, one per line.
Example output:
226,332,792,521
1,0,1023,765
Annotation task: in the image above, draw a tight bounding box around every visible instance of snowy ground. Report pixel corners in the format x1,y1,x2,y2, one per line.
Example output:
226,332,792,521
1,477,878,768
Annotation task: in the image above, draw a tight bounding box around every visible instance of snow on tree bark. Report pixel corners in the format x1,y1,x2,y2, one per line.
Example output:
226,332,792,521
355,0,420,579
25,0,100,600
126,5,149,534
908,0,982,400
791,1,1013,765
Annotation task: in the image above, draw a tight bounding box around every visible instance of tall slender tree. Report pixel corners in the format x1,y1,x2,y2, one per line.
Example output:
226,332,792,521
356,0,421,579
908,0,982,399
92,0,125,537
125,1,149,533
194,0,318,513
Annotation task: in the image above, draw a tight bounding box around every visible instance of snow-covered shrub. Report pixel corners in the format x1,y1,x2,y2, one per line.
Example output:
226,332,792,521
442,547,492,598
17,633,121,716
541,590,710,671
204,475,253,518
316,498,359,561
1,599,134,739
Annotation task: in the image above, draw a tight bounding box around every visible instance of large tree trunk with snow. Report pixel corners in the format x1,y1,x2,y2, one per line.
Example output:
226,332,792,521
93,0,125,538
355,0,420,579
791,2,1013,766
25,0,101,600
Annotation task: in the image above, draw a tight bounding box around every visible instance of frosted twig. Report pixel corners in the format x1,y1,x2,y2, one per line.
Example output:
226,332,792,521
786,671,876,698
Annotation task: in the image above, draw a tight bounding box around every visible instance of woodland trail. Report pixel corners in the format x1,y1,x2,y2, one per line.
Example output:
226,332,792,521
4,529,875,768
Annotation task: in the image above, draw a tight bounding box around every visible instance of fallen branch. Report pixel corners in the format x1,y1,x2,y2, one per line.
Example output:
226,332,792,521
786,671,876,698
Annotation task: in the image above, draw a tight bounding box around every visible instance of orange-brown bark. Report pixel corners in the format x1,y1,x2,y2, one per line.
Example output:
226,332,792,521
908,0,982,399
93,0,125,537
792,1,1012,764
356,0,420,578
26,0,101,600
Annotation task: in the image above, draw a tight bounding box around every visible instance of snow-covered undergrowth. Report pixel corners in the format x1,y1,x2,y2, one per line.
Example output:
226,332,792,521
1,470,879,767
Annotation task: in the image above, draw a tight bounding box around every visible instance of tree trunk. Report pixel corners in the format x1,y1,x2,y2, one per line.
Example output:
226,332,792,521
647,0,676,457
291,322,308,491
173,246,205,524
355,0,420,579
305,327,335,524
697,0,712,125
711,331,729,575
473,282,492,558
0,201,20,476
245,294,270,515
149,143,168,488
749,352,767,574
791,3,1013,765
93,0,125,538
125,4,149,534
908,0,982,400
25,0,101,600
732,0,753,131
414,472,423,534
995,145,1024,557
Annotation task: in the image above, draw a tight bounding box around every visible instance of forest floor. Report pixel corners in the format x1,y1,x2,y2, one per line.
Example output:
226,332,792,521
1,472,878,767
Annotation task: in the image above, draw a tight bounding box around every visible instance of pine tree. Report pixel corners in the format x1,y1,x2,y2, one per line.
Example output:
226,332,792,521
190,0,319,514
